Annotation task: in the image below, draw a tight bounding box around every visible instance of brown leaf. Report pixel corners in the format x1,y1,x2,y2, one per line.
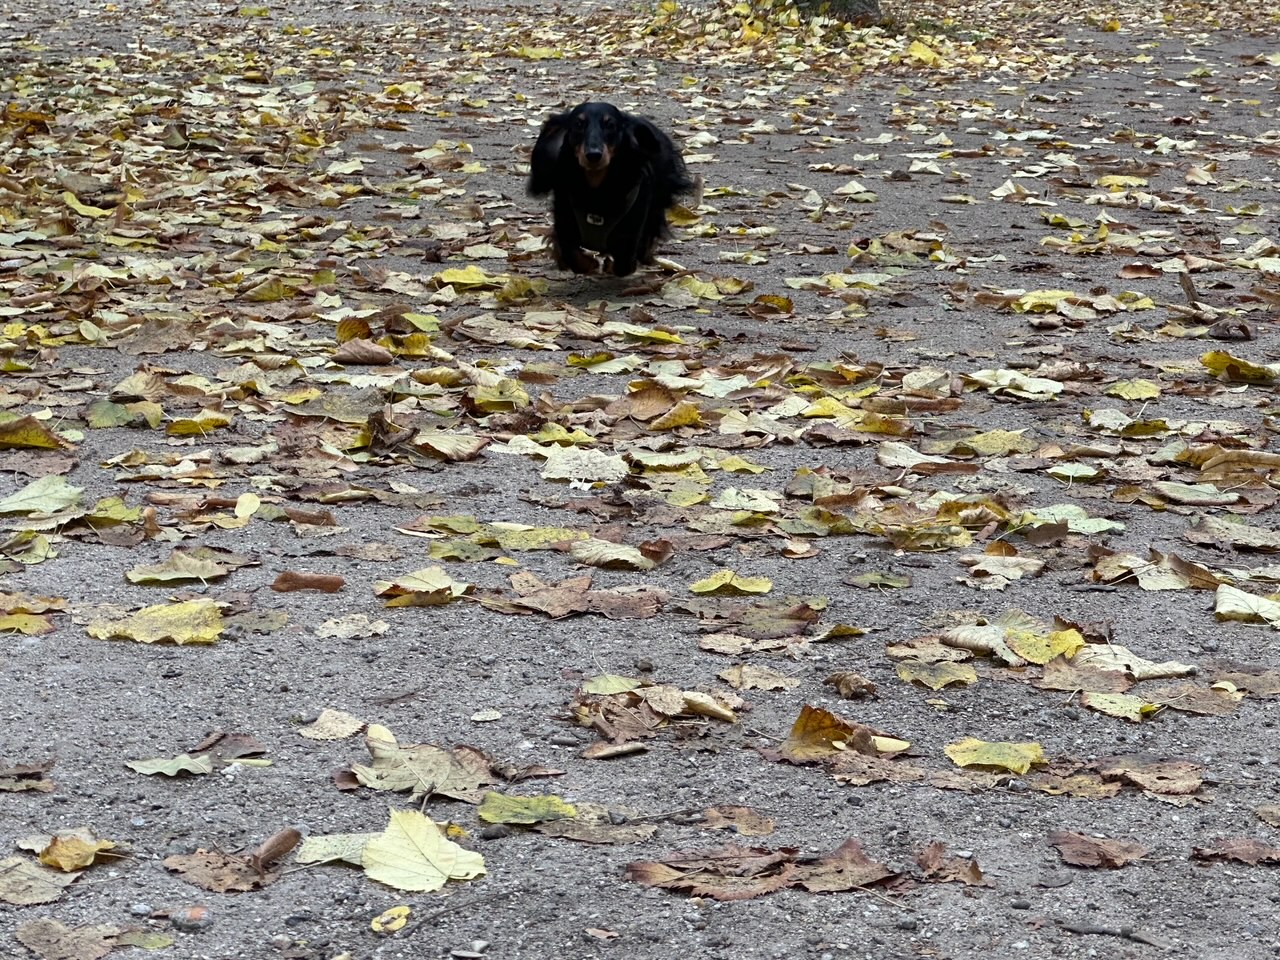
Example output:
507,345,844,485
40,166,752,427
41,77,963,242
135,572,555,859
1211,663,1280,697
1094,756,1204,796
624,845,797,901
0,856,77,905
1048,831,1148,868
534,820,656,844
1144,683,1241,716
702,805,776,837
770,705,878,763
246,827,302,874
332,338,395,365
1032,658,1131,693
916,840,990,886
581,741,648,760
823,671,877,699
190,730,267,764
270,571,345,593
15,918,118,960
1192,838,1280,866
792,838,896,892
163,849,278,892
829,752,927,787
0,759,55,793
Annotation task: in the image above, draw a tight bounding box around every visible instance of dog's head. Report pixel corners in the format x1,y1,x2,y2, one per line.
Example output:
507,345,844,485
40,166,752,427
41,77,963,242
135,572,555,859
565,102,627,174
529,101,664,194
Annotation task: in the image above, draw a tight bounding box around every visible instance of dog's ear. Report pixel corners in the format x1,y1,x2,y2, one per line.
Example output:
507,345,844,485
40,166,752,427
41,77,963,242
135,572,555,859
627,116,669,160
528,112,571,196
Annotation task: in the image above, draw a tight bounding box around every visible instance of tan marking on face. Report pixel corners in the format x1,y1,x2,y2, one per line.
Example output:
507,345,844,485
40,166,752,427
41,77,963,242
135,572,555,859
575,142,614,188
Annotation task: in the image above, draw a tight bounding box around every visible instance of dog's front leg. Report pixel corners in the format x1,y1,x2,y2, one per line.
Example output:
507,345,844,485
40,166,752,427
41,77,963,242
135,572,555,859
551,198,597,274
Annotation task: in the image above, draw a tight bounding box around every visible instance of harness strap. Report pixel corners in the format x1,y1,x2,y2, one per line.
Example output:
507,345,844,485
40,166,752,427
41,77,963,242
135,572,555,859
573,182,642,252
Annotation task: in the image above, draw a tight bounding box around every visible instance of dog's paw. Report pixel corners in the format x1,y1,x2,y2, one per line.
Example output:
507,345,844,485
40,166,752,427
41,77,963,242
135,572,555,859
607,256,638,277
569,249,600,274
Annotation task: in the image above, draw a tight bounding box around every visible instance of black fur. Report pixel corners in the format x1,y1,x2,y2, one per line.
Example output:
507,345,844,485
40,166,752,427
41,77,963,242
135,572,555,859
528,101,693,277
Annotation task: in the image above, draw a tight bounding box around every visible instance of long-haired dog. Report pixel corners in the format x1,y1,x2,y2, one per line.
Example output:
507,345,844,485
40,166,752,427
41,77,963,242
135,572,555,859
528,102,693,277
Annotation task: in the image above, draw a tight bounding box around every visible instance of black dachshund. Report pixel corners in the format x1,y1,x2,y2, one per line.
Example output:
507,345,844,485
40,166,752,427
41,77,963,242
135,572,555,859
528,102,693,277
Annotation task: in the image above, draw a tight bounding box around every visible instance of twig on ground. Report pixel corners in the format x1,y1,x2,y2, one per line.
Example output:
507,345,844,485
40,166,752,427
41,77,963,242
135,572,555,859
1058,920,1172,950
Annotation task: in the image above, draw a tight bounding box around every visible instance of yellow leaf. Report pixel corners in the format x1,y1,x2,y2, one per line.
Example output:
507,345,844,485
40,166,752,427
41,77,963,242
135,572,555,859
1201,350,1279,385
361,809,485,892
1006,628,1084,665
896,660,977,690
681,690,736,723
1095,175,1148,188
689,569,772,596
1105,379,1161,400
39,836,116,872
1080,692,1153,722
62,191,113,219
166,410,232,436
716,455,767,474
434,266,506,290
0,475,82,515
582,674,643,695
373,567,472,607
1214,584,1280,628
235,493,261,518
371,905,411,935
86,599,223,645
907,39,941,66
649,400,704,431
0,415,68,451
0,613,54,635
944,738,1045,775
477,792,576,824
1010,289,1075,313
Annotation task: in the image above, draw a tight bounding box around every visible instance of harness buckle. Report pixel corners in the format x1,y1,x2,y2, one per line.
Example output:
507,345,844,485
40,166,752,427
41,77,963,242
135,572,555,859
585,214,605,226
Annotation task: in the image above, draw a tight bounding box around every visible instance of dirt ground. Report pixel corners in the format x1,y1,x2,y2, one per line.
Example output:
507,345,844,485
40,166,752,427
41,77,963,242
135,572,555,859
2,0,1280,957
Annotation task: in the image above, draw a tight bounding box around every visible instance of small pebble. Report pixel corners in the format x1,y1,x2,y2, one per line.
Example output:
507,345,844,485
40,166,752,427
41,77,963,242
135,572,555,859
170,905,213,932
129,903,152,918
129,816,147,828
896,918,918,931
1011,898,1031,910
635,657,654,672
548,733,579,747
270,934,293,950
479,824,511,841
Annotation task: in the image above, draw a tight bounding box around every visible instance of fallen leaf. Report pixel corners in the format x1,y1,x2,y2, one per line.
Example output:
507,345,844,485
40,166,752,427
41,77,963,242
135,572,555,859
477,792,576,824
271,570,346,593
164,848,279,892
15,919,118,960
1192,838,1280,866
0,856,77,905
702,805,776,837
362,808,486,892
86,599,223,645
690,569,773,596
298,708,365,740
1049,831,1148,868
945,738,1045,775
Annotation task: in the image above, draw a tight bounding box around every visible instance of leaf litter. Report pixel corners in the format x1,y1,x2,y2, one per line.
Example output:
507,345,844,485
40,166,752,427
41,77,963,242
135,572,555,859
3,0,1280,954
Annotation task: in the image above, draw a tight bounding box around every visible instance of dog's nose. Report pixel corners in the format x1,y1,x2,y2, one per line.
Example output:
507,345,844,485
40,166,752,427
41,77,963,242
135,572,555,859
584,149,604,164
